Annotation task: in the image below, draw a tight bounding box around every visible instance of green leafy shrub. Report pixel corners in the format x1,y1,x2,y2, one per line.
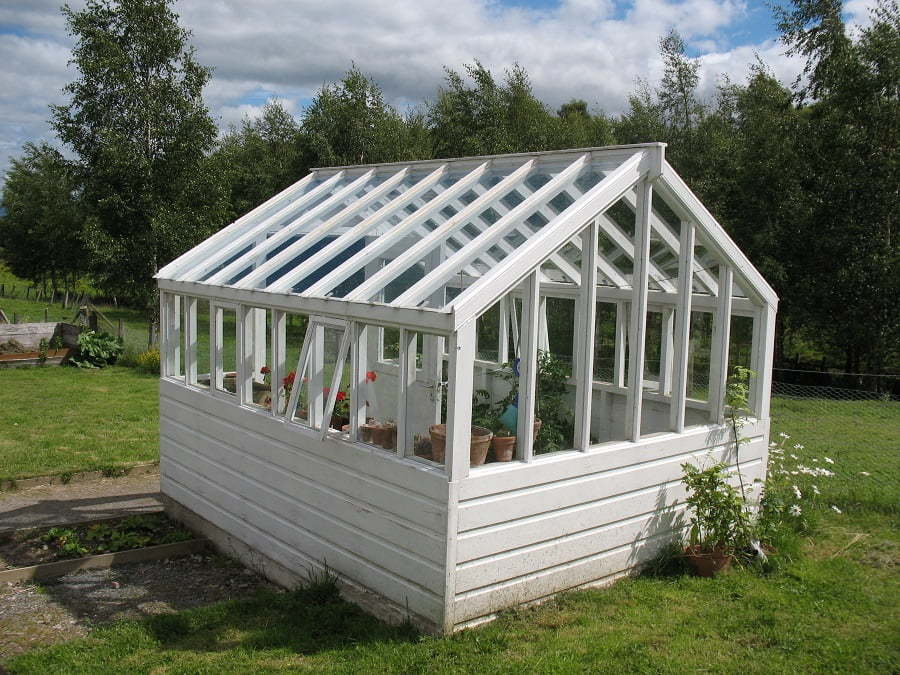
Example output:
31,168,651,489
681,461,754,554
69,330,124,368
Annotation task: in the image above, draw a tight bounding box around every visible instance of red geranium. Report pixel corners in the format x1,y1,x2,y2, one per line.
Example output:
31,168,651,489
366,370,377,382
260,366,271,375
282,371,296,390
336,391,347,402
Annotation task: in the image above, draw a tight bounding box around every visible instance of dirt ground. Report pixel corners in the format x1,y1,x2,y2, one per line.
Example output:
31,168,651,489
0,551,276,662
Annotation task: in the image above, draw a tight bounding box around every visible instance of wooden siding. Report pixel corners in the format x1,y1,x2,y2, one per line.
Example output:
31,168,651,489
159,379,449,625
452,420,768,625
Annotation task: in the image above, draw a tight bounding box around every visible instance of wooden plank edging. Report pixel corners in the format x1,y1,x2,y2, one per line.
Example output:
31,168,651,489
0,461,160,492
0,538,207,584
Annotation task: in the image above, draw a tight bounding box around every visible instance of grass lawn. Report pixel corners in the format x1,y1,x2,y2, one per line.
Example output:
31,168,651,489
0,367,159,481
5,394,898,672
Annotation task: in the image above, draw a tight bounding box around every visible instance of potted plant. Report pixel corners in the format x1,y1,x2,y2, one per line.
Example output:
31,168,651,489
330,389,350,430
359,418,377,443
680,461,753,577
490,426,517,462
379,420,397,450
428,424,493,466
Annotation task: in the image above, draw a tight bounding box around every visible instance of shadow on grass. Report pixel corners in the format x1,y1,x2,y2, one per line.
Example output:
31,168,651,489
142,584,418,657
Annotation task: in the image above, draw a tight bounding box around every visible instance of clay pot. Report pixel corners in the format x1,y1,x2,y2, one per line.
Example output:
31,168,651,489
428,424,493,466
469,426,493,466
683,545,734,577
370,425,386,447
359,423,377,444
380,424,397,450
429,424,447,464
491,435,516,462
533,418,542,442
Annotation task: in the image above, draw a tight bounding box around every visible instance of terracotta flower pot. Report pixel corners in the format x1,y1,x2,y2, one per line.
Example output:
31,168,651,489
380,424,397,450
429,424,447,464
359,423,377,444
683,545,734,577
428,424,493,466
491,435,517,462
533,418,542,441
370,426,386,447
469,426,493,466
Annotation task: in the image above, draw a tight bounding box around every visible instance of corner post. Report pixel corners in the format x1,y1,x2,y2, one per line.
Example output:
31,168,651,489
574,218,599,450
517,270,541,461
670,221,696,432
625,177,652,441
446,321,475,481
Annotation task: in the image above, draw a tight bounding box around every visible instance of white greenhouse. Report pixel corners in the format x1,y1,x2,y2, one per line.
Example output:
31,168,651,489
156,143,777,633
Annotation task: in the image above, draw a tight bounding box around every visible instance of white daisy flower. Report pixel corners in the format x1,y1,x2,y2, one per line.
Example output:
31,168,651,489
859,471,870,476
824,457,834,464
779,432,790,439
792,485,802,499
789,504,802,516
831,505,842,514
812,485,821,495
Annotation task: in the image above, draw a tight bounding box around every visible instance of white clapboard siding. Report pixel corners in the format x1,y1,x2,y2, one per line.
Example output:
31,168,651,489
160,381,448,624
458,436,766,531
451,428,768,626
453,531,672,624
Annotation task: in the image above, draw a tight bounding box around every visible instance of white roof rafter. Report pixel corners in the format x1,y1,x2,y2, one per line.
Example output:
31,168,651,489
157,143,776,331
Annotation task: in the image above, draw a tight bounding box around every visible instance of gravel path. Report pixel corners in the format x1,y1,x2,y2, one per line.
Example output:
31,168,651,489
0,473,162,531
0,551,276,662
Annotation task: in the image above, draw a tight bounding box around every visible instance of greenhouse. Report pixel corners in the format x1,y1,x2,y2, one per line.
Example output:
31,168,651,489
156,143,777,633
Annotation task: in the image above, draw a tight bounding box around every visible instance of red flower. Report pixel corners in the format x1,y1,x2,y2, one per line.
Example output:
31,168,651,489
336,391,347,402
365,370,377,382
260,366,271,375
282,371,296,387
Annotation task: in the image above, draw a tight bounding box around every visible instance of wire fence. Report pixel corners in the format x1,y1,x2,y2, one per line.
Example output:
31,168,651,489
769,373,899,499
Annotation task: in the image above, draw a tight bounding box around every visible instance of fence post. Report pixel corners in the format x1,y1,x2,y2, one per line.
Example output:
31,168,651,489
44,308,49,322
118,318,124,340
13,313,19,324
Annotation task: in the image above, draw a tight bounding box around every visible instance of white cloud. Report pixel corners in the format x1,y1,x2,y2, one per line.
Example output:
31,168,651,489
1,0,808,189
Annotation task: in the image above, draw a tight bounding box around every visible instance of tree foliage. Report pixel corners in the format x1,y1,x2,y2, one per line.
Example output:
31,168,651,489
0,143,86,292
51,0,226,310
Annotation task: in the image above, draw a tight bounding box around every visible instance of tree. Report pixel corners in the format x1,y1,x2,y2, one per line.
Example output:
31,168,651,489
51,0,226,314
775,0,899,373
216,101,306,218
0,143,87,293
301,66,430,167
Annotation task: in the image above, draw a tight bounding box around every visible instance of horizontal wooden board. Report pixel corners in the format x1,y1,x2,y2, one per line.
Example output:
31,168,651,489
162,467,445,623
160,403,446,535
162,420,446,568
453,530,672,624
458,438,766,532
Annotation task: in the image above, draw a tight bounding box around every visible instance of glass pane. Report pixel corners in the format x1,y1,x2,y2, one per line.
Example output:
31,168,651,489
215,307,237,397
194,299,210,389
687,311,713,401
403,331,447,468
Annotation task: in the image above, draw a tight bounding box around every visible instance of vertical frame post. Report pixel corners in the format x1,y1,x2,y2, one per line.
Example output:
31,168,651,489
709,265,734,423
498,296,509,365
212,304,224,393
517,270,541,461
237,305,254,406
751,304,776,419
670,222,696,432
184,296,198,386
271,310,286,415
625,179,652,442
446,321,475,481
397,328,417,457
309,322,325,429
351,323,368,437
574,219,599,450
658,307,675,395
613,300,627,388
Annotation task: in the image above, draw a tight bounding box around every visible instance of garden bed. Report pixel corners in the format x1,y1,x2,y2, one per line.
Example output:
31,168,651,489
0,514,203,583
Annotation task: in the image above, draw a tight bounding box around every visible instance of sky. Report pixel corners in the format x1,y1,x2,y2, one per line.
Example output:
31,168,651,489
0,0,880,189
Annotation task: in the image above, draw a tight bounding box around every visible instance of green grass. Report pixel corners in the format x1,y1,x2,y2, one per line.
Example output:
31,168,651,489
0,367,159,480
5,395,897,672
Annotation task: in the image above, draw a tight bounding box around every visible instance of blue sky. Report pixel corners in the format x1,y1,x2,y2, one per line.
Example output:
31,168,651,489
0,0,877,188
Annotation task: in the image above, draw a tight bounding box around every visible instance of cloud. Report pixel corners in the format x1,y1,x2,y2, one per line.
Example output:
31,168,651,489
0,0,806,188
